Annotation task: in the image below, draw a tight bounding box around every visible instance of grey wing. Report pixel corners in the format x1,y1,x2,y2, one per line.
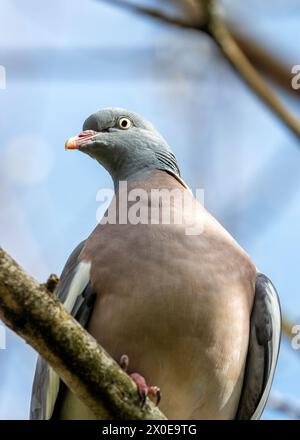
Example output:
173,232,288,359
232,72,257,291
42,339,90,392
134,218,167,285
30,240,96,420
236,273,281,420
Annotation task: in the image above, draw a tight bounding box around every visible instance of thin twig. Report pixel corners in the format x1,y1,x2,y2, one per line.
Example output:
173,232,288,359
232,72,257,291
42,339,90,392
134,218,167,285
98,0,202,29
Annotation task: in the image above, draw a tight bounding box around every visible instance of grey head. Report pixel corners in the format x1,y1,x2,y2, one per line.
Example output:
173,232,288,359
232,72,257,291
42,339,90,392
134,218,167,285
65,108,180,184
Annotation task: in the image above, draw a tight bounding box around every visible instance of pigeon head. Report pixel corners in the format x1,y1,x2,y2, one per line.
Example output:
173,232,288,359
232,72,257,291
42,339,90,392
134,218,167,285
65,108,180,183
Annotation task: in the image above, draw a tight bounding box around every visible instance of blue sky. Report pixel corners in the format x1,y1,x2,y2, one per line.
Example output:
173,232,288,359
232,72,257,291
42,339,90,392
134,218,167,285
0,0,299,419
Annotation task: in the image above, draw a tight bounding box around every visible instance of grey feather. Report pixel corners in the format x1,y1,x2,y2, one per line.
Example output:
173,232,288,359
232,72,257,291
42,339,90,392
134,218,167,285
236,273,281,420
55,241,86,303
29,356,50,420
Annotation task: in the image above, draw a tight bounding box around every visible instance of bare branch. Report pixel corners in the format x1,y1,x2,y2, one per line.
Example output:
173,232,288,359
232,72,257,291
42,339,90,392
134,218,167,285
204,0,300,140
232,31,300,96
99,0,300,141
98,0,203,29
0,247,166,420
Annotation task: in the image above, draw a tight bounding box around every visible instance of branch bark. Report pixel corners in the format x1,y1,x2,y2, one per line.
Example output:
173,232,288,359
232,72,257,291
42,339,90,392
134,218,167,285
0,247,166,420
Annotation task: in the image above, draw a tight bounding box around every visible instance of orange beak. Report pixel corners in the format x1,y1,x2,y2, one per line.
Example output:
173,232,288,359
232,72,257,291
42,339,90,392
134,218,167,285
65,130,98,150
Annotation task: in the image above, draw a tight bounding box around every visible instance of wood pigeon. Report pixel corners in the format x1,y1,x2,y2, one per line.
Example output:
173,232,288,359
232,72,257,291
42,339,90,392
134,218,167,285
30,108,281,420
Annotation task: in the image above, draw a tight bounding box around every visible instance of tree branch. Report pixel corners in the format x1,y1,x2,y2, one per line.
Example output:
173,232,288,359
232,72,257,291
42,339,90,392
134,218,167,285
204,0,300,140
0,247,166,420
232,30,300,96
99,0,300,141
99,0,200,30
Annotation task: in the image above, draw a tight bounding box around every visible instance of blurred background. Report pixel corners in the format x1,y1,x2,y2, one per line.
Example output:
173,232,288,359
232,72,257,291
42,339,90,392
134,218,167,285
0,0,300,419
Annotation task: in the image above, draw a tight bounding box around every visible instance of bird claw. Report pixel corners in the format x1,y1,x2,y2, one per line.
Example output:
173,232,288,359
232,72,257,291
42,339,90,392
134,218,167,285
119,354,161,407
130,373,161,407
148,386,161,406
120,354,129,372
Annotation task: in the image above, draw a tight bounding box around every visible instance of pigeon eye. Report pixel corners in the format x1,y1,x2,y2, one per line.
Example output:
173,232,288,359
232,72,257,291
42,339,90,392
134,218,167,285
118,117,132,130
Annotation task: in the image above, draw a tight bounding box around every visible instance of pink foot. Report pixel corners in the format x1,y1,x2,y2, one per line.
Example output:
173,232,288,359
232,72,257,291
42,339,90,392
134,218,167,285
120,354,161,407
